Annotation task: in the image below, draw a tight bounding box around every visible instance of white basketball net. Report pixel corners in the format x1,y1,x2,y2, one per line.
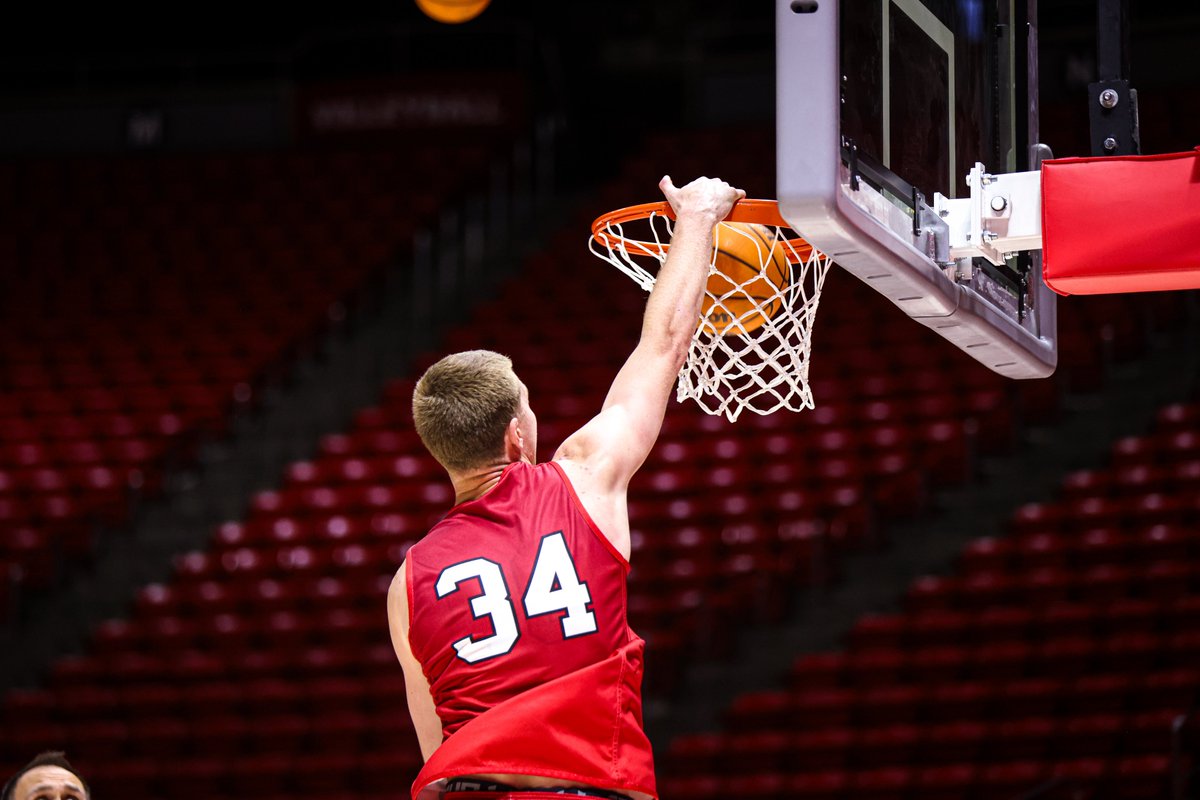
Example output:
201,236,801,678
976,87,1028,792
590,213,832,422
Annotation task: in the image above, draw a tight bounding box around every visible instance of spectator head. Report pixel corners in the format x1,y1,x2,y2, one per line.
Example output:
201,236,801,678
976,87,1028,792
2,752,88,800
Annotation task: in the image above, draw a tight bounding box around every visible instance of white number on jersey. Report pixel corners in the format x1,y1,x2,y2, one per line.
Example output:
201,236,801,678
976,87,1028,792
436,558,520,663
435,531,599,663
523,531,598,638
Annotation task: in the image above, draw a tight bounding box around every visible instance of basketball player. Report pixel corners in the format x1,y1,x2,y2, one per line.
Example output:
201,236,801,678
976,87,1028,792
2,752,89,800
388,175,745,800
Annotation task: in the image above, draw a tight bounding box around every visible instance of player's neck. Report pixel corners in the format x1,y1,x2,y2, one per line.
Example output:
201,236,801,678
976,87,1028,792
450,460,518,505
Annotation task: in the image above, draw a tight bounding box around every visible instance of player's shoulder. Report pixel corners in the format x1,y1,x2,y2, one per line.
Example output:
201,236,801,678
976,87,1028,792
401,513,457,568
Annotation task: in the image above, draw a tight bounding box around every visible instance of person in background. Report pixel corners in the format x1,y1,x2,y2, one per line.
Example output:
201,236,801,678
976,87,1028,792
2,752,89,800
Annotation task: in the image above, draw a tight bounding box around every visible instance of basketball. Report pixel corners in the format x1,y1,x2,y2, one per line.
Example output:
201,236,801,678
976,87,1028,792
700,222,789,336
415,0,491,24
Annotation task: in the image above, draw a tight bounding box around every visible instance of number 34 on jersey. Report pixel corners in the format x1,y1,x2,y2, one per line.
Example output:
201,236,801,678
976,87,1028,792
435,531,598,664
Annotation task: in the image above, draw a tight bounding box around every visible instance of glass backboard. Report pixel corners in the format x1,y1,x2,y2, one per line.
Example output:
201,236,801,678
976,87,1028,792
777,0,1056,378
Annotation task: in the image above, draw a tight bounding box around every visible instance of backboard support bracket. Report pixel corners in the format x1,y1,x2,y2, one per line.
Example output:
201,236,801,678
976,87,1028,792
934,163,1043,268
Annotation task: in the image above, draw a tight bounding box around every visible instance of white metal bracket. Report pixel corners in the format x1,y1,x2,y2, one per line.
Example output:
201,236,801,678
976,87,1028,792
934,163,1044,267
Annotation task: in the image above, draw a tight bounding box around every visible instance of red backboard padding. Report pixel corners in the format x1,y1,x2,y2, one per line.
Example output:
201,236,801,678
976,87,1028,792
1041,147,1200,295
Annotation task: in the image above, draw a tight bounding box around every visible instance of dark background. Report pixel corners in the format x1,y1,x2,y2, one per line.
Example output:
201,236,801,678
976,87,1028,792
0,1,1195,157
0,0,1190,205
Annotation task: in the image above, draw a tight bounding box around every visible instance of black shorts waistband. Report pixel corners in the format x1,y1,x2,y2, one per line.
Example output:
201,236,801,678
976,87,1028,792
444,778,633,800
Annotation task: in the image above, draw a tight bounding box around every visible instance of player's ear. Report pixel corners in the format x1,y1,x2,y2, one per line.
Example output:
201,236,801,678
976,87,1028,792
503,416,523,462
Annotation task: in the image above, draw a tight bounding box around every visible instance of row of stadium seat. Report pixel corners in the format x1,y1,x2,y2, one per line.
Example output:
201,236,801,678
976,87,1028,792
659,755,1171,800
738,672,1198,729
961,526,1195,572
5,674,407,719
847,599,1200,650
789,636,1200,685
674,711,1181,769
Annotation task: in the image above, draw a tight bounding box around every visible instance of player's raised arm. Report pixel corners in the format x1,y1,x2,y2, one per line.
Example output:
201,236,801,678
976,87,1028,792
556,176,744,491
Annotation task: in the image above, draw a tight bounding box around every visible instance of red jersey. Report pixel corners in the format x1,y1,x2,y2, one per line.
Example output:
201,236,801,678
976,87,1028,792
405,461,656,800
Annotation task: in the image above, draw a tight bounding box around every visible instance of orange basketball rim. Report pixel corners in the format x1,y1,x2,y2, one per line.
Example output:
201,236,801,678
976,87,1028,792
590,199,816,264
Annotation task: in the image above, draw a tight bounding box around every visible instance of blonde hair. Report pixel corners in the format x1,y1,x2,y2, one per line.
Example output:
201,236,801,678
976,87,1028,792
412,350,521,471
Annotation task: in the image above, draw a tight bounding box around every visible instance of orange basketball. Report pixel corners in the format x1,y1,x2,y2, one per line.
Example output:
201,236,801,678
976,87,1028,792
415,0,491,24
700,223,790,336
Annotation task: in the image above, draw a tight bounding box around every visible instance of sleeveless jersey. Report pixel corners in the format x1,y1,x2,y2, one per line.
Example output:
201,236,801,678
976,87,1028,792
405,461,657,800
